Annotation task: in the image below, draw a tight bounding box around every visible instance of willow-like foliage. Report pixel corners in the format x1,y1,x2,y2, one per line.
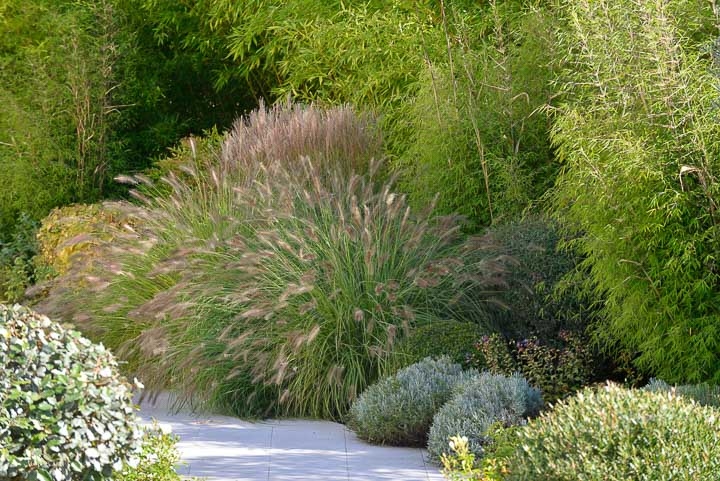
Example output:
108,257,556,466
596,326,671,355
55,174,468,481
551,0,720,382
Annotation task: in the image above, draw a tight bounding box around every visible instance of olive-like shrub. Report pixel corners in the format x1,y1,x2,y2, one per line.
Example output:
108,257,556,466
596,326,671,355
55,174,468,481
508,383,720,480
347,357,477,446
427,372,542,463
0,304,142,480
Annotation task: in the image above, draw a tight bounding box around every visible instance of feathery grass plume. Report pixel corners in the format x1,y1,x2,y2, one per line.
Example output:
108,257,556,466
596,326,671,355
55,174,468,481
171,153,508,419
38,102,508,419
35,102,385,416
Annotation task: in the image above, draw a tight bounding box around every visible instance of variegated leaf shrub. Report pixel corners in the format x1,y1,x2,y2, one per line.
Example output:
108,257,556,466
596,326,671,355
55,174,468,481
0,304,142,480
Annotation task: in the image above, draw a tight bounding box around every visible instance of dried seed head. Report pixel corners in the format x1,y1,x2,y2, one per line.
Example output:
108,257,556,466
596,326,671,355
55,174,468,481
307,324,321,343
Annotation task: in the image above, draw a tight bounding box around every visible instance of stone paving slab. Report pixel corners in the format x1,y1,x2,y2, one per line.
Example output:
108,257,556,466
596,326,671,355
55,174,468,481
138,394,445,481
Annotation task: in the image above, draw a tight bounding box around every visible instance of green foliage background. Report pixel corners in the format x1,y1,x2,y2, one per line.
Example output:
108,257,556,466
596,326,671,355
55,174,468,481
551,0,720,383
5,0,720,416
0,0,255,240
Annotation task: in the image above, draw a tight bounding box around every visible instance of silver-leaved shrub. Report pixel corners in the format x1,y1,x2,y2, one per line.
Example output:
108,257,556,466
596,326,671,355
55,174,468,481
348,356,478,446
644,378,720,408
427,371,542,463
347,357,477,446
0,304,143,480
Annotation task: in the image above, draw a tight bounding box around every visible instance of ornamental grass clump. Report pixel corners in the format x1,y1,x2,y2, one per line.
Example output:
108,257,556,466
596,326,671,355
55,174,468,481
347,357,477,446
0,304,142,480
41,102,508,420
508,383,720,481
427,372,542,463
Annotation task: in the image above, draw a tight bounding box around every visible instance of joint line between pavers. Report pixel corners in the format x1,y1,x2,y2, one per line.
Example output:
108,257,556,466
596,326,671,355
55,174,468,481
343,427,350,481
421,449,431,481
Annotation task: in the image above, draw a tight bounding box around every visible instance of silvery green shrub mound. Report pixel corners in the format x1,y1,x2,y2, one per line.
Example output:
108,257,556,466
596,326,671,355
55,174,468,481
0,304,142,480
508,384,720,481
427,371,542,462
347,357,477,446
644,378,720,408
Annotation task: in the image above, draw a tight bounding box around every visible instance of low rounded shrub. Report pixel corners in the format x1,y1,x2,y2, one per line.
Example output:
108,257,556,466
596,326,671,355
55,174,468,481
509,383,720,480
644,378,720,408
427,372,542,463
0,304,143,480
393,320,486,369
347,357,476,446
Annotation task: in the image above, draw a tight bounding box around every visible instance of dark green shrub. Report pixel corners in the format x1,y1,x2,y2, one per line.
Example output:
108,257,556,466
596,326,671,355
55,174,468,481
470,334,517,377
472,332,595,403
427,372,541,463
0,304,142,480
645,378,720,408
393,320,486,369
482,217,590,340
347,357,477,446
509,383,720,481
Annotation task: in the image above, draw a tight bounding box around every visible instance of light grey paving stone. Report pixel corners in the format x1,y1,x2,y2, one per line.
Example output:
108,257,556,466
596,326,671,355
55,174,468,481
268,464,349,481
268,454,349,479
137,394,444,481
264,419,347,431
344,431,443,480
271,434,346,449
345,467,434,481
346,445,426,465
422,452,446,481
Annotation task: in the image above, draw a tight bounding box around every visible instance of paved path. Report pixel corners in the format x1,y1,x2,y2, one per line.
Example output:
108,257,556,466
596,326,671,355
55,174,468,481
138,395,445,481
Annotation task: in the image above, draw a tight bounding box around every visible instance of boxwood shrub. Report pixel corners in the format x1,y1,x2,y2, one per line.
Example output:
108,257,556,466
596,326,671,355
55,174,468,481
0,304,143,480
509,383,720,480
482,216,589,340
